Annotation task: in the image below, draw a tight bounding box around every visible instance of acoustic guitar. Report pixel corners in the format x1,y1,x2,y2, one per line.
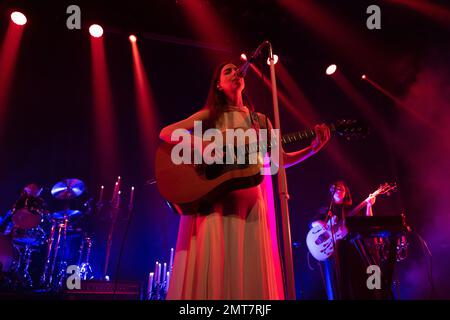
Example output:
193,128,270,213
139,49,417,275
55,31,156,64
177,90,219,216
155,120,367,214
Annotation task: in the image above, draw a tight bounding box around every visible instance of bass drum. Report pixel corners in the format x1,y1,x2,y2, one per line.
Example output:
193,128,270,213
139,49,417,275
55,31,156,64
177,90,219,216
0,235,14,272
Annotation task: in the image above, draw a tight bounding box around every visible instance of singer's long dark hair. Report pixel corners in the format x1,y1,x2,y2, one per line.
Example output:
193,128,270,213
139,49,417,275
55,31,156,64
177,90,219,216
203,61,254,128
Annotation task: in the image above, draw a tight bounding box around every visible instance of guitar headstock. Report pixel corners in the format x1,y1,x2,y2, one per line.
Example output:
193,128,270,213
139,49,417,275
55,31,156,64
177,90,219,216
332,119,369,141
372,182,398,197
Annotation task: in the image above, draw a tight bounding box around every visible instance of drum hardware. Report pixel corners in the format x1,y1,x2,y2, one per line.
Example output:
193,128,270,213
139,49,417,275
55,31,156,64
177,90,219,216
41,217,69,290
12,243,35,288
50,210,82,220
39,219,94,290
2,178,97,292
40,221,56,287
77,236,94,280
0,179,95,292
38,178,88,290
8,225,47,289
7,184,48,288
396,235,409,262
396,213,411,262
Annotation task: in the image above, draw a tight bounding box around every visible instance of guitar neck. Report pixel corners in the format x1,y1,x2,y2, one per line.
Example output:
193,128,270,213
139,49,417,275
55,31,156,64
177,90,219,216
346,184,395,217
235,119,364,157
238,125,334,156
235,120,362,158
281,124,337,146
347,199,369,218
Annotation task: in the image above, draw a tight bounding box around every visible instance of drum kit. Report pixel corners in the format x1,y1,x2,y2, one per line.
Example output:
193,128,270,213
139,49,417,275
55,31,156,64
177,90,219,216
0,179,94,292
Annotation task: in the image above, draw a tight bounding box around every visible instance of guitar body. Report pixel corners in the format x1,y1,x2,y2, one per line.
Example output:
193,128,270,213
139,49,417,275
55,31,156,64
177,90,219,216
155,142,264,214
306,218,347,261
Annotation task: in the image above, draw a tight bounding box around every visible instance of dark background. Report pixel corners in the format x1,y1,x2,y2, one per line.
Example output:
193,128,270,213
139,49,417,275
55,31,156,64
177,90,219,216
0,0,449,299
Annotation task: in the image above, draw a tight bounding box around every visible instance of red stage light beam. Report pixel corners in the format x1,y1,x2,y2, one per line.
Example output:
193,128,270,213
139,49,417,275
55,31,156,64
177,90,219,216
179,0,237,53
251,63,369,190
0,19,26,136
278,0,388,74
90,35,119,180
385,0,450,28
362,74,441,135
130,39,160,175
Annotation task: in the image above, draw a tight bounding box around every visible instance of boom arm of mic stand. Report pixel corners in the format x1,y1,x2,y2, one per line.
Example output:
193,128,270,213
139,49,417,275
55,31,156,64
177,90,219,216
238,41,271,77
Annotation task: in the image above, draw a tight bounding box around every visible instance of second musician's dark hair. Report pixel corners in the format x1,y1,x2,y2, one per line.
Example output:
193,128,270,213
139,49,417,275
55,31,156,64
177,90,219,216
330,180,352,207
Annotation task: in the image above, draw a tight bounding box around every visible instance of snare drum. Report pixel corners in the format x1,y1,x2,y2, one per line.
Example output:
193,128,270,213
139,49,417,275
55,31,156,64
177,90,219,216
12,196,45,229
12,226,47,248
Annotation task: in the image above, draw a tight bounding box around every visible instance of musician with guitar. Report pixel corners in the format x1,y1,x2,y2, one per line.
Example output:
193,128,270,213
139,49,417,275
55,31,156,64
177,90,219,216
307,180,390,300
158,61,331,300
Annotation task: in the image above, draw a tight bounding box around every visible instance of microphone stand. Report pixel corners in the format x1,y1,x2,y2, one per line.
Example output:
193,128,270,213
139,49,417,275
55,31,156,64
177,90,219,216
103,199,120,280
326,187,342,300
325,188,336,224
267,41,296,300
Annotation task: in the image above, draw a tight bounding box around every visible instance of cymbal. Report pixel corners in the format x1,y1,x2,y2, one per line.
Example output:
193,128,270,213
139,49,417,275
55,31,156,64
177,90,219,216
51,179,85,199
50,210,82,220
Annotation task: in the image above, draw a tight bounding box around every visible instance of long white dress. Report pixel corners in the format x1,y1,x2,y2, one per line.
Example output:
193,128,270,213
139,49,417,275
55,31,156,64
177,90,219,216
166,107,285,300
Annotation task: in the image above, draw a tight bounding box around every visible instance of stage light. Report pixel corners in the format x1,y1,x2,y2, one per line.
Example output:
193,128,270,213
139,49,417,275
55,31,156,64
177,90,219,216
11,11,27,26
240,53,247,61
362,74,367,79
89,24,103,38
267,54,279,65
129,35,137,42
326,64,337,75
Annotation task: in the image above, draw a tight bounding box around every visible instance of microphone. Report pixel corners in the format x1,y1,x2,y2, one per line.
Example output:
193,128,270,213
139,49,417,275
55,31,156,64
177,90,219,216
236,40,270,78
329,183,337,194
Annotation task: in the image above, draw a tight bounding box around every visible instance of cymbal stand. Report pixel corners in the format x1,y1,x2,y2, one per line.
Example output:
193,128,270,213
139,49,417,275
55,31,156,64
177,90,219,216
55,217,69,289
13,242,34,289
40,221,56,286
42,216,68,290
78,236,94,280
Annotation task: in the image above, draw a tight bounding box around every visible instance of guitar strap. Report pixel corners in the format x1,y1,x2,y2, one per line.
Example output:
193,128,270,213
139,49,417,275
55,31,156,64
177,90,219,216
250,111,272,155
249,111,260,134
